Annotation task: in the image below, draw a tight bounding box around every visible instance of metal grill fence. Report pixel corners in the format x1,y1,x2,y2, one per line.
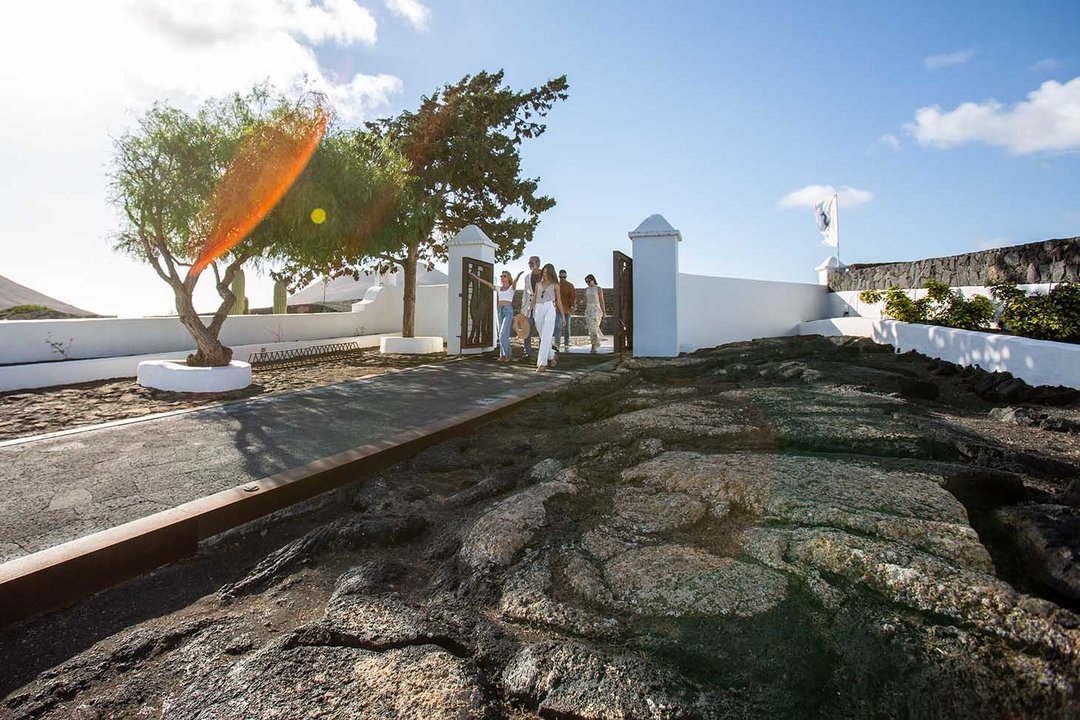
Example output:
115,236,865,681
247,342,365,371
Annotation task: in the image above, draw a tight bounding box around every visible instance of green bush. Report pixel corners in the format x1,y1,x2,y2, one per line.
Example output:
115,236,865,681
989,281,1080,343
858,280,994,331
7,304,51,313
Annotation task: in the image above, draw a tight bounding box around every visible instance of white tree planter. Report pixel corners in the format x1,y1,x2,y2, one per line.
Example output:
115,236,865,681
137,360,252,392
380,337,444,355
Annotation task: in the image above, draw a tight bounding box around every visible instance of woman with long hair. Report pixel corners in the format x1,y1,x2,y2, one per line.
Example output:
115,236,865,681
584,274,606,353
526,263,566,371
470,269,524,362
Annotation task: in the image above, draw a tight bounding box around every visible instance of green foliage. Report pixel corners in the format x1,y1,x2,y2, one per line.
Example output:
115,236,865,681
109,84,403,363
858,280,994,331
989,281,1080,343
334,70,569,335
8,304,50,313
370,69,571,264
268,129,413,288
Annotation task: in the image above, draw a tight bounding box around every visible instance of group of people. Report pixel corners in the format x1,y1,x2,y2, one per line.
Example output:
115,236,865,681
472,255,606,372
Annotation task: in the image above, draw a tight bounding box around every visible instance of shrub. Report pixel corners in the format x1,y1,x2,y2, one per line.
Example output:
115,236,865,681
989,281,1080,343
858,281,994,331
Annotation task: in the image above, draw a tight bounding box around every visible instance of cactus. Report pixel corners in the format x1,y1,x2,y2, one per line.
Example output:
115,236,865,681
273,280,288,314
230,269,246,315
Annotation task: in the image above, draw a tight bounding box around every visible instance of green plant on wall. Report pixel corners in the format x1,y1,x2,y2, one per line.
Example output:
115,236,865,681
989,281,1080,343
859,280,994,331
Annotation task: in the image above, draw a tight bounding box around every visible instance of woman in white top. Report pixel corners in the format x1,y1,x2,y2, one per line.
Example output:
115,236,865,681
584,273,606,353
527,264,567,372
470,269,523,362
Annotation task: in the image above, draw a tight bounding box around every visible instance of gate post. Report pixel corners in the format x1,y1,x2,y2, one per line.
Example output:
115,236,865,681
447,225,497,355
628,214,681,357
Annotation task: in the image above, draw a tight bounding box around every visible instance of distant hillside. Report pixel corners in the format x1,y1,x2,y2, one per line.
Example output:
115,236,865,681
0,275,97,319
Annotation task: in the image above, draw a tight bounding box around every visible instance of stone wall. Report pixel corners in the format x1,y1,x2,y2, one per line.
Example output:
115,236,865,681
829,237,1080,291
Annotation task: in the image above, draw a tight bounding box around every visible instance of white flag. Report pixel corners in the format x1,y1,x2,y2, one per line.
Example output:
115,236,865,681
814,194,838,247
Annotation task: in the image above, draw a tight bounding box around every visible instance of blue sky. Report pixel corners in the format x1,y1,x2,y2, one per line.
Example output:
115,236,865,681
1,0,1078,316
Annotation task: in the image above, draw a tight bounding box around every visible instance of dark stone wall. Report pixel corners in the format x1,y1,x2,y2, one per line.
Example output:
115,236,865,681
829,237,1080,291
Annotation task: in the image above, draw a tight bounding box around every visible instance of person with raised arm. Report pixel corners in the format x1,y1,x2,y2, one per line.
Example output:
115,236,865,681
470,269,524,362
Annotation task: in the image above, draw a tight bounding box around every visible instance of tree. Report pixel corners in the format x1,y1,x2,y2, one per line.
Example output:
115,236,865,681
359,70,569,337
110,87,399,366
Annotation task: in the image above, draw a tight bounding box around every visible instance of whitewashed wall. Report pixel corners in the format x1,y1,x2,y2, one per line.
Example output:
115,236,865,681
677,274,830,353
415,284,449,339
0,313,368,365
0,281,449,367
800,317,1080,390
0,333,399,392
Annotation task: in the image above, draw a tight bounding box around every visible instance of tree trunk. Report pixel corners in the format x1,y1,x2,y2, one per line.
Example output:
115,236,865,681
402,240,418,338
174,282,234,367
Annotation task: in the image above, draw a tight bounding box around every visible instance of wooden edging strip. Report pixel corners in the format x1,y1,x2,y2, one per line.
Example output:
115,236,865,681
0,379,566,628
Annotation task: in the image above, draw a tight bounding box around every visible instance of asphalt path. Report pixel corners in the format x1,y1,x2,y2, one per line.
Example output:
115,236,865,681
0,360,586,564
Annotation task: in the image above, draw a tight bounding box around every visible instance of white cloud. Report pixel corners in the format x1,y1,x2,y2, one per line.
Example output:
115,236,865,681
384,0,430,30
0,0,403,317
136,0,378,47
778,185,874,209
904,76,1080,155
1029,57,1062,73
924,48,974,70
880,134,901,151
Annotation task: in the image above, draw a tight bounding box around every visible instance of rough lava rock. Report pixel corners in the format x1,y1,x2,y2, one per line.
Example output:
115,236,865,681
5,335,1080,719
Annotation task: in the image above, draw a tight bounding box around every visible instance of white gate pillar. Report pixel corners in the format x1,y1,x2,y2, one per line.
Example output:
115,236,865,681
447,225,498,355
629,214,681,357
815,255,847,286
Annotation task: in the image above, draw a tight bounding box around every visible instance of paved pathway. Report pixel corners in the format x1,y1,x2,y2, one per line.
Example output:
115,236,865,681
0,360,598,564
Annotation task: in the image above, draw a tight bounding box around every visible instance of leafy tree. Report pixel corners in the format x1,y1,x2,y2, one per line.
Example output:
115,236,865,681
295,70,570,338
110,87,400,366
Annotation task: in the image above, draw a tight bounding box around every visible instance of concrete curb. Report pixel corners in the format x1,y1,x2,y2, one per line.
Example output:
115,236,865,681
0,372,578,628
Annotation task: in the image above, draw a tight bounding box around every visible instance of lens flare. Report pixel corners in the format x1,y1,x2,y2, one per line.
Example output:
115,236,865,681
310,207,327,224
191,106,329,276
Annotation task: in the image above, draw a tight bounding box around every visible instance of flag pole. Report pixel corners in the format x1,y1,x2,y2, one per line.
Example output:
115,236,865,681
835,193,840,265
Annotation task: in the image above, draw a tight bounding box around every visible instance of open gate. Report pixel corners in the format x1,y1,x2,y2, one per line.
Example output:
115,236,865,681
612,250,633,354
461,256,494,351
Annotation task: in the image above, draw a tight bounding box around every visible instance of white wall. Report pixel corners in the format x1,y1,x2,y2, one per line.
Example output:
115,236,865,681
350,284,405,335
0,312,369,365
1,278,450,367
0,333,398,392
801,317,1080,390
415,284,449,339
678,274,831,353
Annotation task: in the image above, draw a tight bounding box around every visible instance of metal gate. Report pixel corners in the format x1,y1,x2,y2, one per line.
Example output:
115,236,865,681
612,250,633,354
461,256,494,350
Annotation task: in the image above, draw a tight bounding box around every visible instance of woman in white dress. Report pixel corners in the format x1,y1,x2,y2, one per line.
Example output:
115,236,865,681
584,274,605,353
527,264,566,372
